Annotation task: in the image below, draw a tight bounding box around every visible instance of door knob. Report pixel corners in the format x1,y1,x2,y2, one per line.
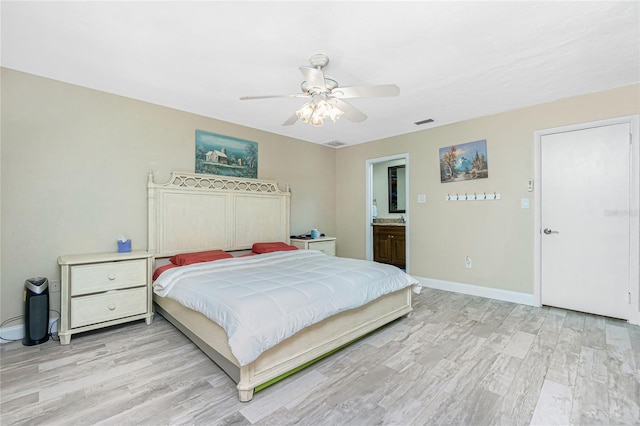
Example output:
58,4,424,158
543,228,559,235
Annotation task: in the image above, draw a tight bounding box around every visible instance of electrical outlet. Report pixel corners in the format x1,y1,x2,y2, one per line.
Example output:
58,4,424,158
465,256,472,268
50,279,60,292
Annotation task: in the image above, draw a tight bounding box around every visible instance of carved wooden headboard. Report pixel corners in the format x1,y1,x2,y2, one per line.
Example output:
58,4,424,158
147,171,291,257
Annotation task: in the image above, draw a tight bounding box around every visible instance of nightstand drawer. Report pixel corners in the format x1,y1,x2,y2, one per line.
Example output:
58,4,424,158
308,240,336,255
290,237,336,256
71,259,147,296
71,287,147,328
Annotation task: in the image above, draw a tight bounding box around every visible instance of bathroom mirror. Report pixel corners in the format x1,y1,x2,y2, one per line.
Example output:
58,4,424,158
388,165,406,213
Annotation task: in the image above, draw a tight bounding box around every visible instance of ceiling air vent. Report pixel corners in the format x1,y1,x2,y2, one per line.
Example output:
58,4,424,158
414,118,434,125
324,140,347,147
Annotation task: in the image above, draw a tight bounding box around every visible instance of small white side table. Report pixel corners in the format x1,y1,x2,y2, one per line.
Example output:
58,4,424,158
289,237,336,256
57,251,154,344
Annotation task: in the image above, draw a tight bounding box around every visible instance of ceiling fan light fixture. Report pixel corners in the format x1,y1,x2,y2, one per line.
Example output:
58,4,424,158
296,102,315,123
242,54,399,128
296,98,344,127
314,100,331,117
309,115,324,127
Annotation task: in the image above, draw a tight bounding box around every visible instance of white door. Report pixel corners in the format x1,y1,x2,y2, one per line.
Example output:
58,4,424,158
541,123,630,319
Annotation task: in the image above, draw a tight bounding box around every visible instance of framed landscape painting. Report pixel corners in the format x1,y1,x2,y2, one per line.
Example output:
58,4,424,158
439,139,488,183
195,130,258,178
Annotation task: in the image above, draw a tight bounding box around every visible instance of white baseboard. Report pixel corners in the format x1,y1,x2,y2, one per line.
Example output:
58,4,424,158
417,277,535,306
0,318,59,344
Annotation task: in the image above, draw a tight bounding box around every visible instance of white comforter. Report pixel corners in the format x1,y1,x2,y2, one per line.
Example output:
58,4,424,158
153,250,420,366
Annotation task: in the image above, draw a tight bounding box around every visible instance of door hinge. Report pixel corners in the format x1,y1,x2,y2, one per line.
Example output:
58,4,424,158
629,292,632,304
630,133,633,145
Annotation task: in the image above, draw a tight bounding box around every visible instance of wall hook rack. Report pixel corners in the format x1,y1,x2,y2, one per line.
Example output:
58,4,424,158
446,192,501,201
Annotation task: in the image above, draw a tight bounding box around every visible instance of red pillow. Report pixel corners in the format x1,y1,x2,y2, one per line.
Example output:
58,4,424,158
252,242,298,254
169,250,233,266
153,264,178,280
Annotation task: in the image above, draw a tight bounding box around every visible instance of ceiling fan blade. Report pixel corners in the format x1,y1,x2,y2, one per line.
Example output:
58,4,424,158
240,94,310,100
331,84,400,99
299,66,327,93
331,98,367,123
282,112,299,126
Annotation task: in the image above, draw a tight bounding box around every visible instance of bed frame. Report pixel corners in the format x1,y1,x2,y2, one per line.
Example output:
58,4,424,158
148,171,413,401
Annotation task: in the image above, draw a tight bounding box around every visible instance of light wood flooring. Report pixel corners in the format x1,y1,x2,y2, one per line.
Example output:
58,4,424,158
1,288,639,425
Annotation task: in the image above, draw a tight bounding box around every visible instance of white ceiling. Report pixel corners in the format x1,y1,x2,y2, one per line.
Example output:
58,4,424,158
2,1,639,147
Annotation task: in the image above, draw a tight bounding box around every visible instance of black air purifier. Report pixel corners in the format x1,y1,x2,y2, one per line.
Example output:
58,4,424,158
23,277,50,346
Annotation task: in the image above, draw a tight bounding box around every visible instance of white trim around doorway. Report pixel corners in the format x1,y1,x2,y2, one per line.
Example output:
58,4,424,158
365,153,410,272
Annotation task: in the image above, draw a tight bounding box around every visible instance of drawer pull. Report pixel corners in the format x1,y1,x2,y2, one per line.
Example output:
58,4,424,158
108,273,116,280
108,304,116,311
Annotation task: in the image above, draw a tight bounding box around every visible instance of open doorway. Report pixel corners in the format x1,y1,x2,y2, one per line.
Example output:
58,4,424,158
365,154,410,271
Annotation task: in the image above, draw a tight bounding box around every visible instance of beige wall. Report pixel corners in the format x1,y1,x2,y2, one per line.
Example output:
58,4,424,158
0,68,336,322
336,84,640,296
2,67,638,326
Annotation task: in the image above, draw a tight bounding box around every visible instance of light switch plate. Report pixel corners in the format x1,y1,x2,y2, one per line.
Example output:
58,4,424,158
521,198,530,209
417,194,426,203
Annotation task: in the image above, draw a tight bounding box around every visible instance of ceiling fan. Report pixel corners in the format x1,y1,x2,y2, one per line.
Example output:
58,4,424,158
239,54,400,127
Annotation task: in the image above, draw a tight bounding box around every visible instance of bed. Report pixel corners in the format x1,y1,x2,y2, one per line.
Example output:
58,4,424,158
148,171,416,401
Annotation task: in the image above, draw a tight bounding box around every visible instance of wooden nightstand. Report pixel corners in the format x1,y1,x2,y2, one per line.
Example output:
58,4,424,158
57,251,154,345
289,237,336,256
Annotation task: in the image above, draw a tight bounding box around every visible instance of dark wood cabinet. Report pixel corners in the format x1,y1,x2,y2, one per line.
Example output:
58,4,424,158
373,225,406,269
